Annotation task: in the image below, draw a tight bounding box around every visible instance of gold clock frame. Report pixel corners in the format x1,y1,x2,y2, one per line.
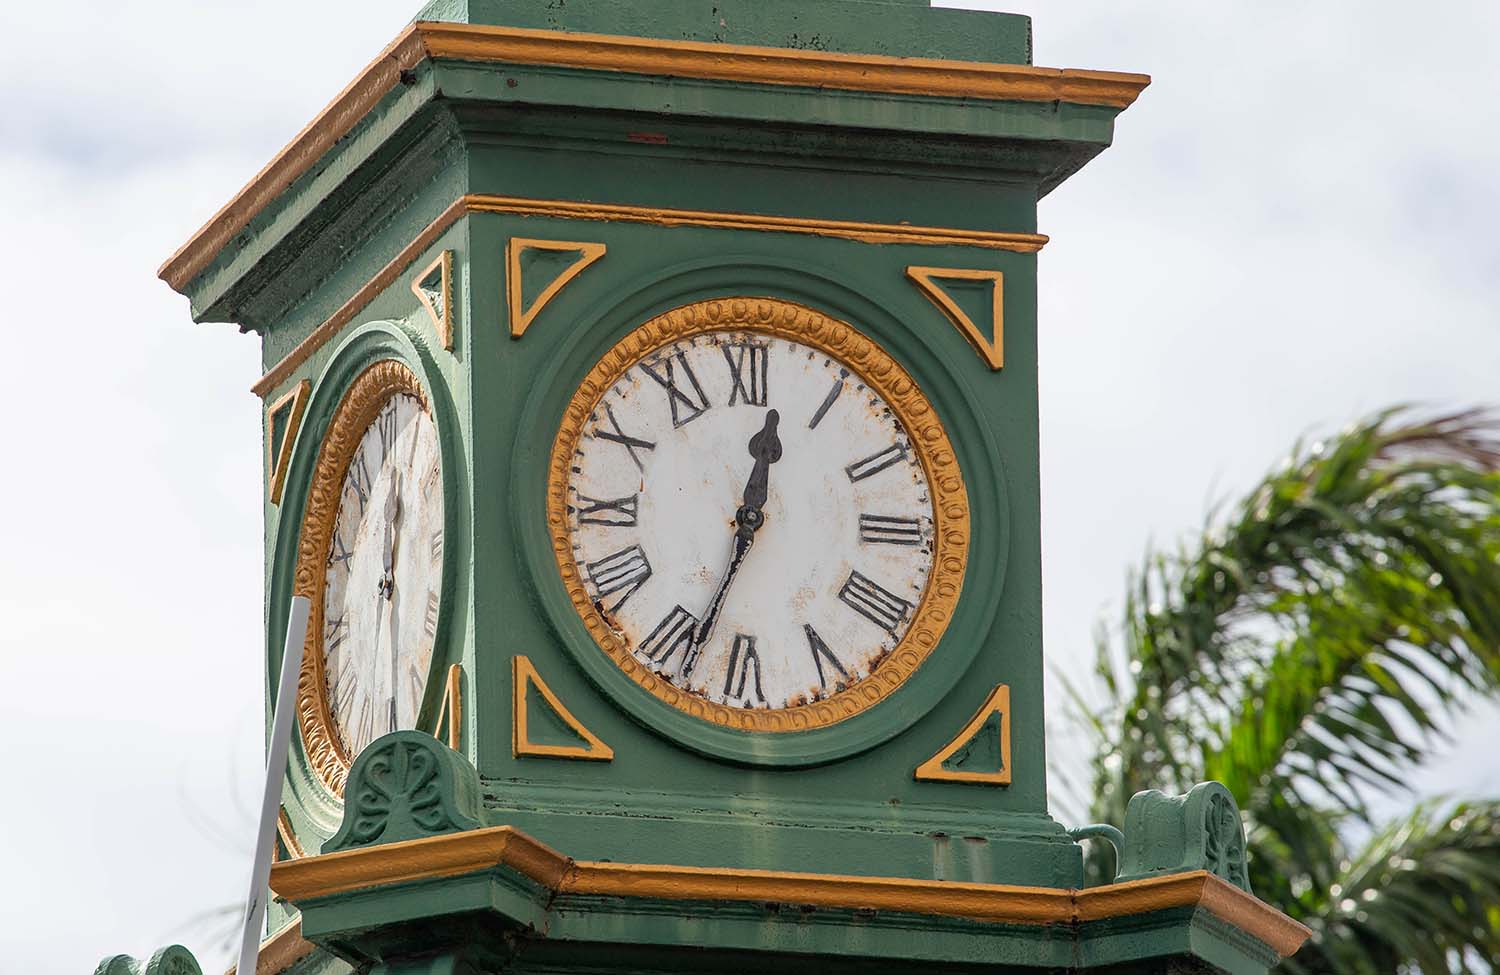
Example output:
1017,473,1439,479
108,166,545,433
547,297,969,733
292,359,437,796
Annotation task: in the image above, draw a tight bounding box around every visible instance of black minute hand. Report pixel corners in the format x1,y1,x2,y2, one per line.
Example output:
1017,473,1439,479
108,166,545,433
687,410,782,665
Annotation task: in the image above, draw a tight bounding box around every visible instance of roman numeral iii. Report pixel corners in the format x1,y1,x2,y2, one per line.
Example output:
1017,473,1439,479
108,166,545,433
585,545,653,613
838,570,913,633
858,514,924,546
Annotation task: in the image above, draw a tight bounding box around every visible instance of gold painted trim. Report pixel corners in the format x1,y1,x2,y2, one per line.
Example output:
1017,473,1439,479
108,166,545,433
914,684,1011,785
252,194,1045,400
546,297,969,733
410,249,454,350
268,825,1309,957
275,807,307,861
160,21,1146,292
513,655,615,761
292,360,435,796
251,197,466,398
266,380,310,505
224,918,316,975
432,662,463,751
907,266,1005,371
507,237,608,339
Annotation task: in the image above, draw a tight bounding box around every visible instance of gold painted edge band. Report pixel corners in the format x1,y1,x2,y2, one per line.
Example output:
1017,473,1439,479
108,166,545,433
249,193,1047,399
160,21,1145,291
224,918,315,975
267,825,1310,957
545,297,969,733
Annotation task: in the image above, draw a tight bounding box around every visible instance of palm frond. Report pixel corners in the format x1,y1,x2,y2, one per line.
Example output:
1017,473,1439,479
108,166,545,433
1285,801,1500,975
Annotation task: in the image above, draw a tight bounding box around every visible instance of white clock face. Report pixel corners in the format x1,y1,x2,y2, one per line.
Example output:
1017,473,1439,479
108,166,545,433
566,328,936,711
321,393,444,757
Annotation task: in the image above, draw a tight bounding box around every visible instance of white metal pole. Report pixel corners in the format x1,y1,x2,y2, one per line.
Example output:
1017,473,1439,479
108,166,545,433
235,595,311,975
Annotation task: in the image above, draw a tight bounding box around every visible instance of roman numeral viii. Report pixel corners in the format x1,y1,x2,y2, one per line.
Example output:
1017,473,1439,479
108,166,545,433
838,570,913,634
640,352,711,428
585,545,652,613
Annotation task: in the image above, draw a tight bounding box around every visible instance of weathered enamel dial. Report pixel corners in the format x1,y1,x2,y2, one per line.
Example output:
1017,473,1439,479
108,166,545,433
295,360,445,794
551,299,968,732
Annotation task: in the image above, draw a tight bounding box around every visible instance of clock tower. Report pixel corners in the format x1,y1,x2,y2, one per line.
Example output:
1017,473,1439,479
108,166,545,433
121,2,1311,973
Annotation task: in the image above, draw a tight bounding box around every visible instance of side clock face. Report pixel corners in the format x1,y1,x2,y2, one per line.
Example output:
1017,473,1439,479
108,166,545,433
321,392,443,756
295,360,446,793
552,299,968,732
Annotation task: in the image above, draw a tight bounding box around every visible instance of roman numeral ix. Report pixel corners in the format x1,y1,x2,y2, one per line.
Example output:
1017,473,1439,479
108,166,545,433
838,570,913,634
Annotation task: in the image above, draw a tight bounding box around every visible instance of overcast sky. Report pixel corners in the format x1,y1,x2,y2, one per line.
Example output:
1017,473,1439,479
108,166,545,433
3,1,1497,971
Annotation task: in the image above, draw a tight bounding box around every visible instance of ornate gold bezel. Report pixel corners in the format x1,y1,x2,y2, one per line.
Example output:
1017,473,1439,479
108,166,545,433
293,359,434,796
547,297,969,733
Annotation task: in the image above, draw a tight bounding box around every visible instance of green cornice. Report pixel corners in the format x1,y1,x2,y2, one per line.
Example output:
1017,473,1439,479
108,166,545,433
413,0,1033,65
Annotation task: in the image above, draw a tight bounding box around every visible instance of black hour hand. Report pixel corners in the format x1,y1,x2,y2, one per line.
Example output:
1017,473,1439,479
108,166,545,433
737,410,782,537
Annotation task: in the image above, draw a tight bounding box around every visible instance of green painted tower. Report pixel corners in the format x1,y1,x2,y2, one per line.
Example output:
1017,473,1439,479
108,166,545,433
109,2,1310,973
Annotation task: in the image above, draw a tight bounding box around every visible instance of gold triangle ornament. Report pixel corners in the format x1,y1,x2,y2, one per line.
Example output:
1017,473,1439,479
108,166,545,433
431,663,464,751
512,655,614,761
410,249,454,350
265,379,310,505
906,266,1005,370
506,238,607,339
914,684,1012,785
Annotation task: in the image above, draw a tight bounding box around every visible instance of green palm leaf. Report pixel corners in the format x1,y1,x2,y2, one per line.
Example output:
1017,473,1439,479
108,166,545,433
1081,408,1500,970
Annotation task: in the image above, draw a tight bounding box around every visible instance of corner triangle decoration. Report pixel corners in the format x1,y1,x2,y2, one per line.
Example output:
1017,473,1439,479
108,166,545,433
914,684,1011,785
411,249,454,350
265,379,310,506
512,655,614,761
432,663,463,751
907,265,1005,370
507,238,607,339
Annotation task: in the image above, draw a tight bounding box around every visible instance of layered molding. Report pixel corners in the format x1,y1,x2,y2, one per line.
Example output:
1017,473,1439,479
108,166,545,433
159,21,1148,292
249,194,1050,399
268,824,1309,957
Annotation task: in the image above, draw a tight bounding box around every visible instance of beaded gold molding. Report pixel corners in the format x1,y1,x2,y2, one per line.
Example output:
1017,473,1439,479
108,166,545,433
292,360,434,796
547,297,969,733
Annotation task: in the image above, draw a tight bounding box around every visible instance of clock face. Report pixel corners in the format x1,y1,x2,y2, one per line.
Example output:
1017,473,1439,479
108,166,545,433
320,391,444,758
564,327,937,712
